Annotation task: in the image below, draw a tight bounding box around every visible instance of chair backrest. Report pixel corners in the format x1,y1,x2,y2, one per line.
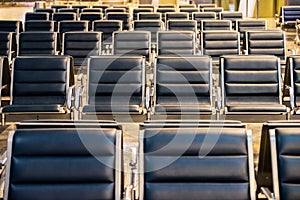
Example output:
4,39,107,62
93,20,122,44
269,127,300,200
0,20,22,33
157,30,195,56
167,20,197,32
156,8,176,21
133,20,164,43
201,19,232,31
24,20,55,32
10,56,71,106
80,13,103,21
192,12,216,30
178,4,196,8
4,124,122,200
286,55,300,108
158,4,175,8
165,12,189,21
139,123,255,200
245,30,286,61
281,6,300,23
201,30,239,61
82,8,103,13
236,19,267,44
87,56,145,111
220,55,282,107
138,12,162,20
202,7,224,14
52,13,77,22
0,56,10,98
34,8,55,18
113,31,151,60
25,12,49,21
179,8,199,19
58,8,79,15
63,31,102,67
105,8,126,14
106,13,130,30
133,8,153,20
198,3,217,9
0,32,16,59
18,32,57,56
154,56,213,112
220,11,243,29
58,20,89,35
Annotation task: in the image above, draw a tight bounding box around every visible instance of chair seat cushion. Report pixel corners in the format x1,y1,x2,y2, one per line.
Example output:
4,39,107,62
227,104,288,113
82,104,141,114
155,104,213,114
2,104,64,113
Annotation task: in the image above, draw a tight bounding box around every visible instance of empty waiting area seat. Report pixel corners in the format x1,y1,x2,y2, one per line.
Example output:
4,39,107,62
201,19,232,31
192,12,216,31
93,20,122,45
24,20,55,32
167,20,197,32
137,122,256,200
1,56,73,125
0,32,16,61
106,13,130,30
133,20,164,44
4,122,122,200
25,12,49,21
0,20,22,33
58,20,89,35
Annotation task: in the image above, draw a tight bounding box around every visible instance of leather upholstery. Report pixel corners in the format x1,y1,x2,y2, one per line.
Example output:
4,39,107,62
18,32,57,56
0,56,10,97
179,8,199,19
63,32,101,67
165,12,189,21
167,20,197,32
220,11,243,29
201,19,232,31
156,8,176,21
93,20,122,43
7,127,118,200
113,31,151,59
287,55,300,107
2,56,71,113
58,8,79,14
25,12,49,21
83,56,145,114
82,8,103,13
236,19,266,44
0,20,22,33
59,20,89,34
202,7,224,14
52,13,77,22
158,31,195,56
154,56,212,115
282,6,300,23
133,8,153,20
34,8,55,18
221,55,287,114
80,13,103,30
133,20,164,43
192,12,216,30
246,30,286,61
274,127,300,200
0,32,15,58
105,8,126,14
106,13,130,30
138,13,162,20
25,20,55,32
201,30,239,61
142,126,251,200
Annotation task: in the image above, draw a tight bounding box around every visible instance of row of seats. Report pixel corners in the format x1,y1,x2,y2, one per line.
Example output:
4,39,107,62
3,120,300,199
0,29,285,67
0,54,299,125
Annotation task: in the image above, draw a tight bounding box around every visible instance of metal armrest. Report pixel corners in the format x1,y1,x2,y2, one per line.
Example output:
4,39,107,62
124,147,137,200
287,86,295,111
74,85,85,110
0,151,7,167
216,86,222,111
67,85,75,109
145,84,154,120
261,187,275,200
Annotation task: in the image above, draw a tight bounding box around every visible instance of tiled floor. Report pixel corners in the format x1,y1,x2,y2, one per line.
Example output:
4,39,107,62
0,4,299,198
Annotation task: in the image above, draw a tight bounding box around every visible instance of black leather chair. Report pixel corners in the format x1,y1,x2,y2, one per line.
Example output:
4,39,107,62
4,122,122,200
133,8,153,20
58,20,89,35
52,12,77,22
63,31,101,70
0,20,22,33
220,11,243,30
138,122,256,200
167,20,197,32
198,3,217,10
201,19,232,31
138,12,162,20
165,12,189,21
24,20,55,32
151,56,214,118
51,5,68,12
236,19,267,46
18,32,57,56
280,6,300,31
82,8,103,13
1,56,74,125
93,20,122,45
245,30,286,64
133,20,164,44
179,8,199,19
58,8,79,15
113,31,151,60
25,12,49,21
201,30,239,62
156,8,176,22
34,8,55,19
157,31,196,56
268,126,300,199
0,32,16,62
79,13,103,30
92,5,109,13
80,56,146,118
178,4,196,8
192,12,216,31
220,55,289,120
105,8,126,14
0,56,10,104
106,13,130,30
